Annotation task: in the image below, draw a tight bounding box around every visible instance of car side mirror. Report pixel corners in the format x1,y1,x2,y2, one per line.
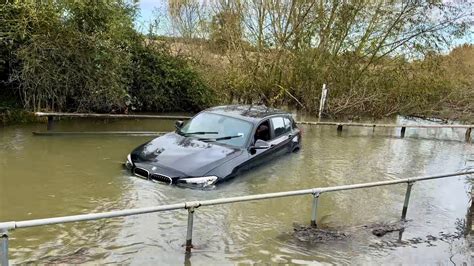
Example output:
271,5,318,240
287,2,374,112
249,139,270,154
254,139,270,148
175,120,184,129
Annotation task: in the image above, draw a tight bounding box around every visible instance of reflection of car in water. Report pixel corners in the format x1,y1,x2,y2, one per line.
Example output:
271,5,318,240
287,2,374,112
125,105,301,188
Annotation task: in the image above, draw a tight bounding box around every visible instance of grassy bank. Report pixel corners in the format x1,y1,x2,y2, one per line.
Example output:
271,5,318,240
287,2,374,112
0,95,39,125
168,37,474,123
0,108,39,126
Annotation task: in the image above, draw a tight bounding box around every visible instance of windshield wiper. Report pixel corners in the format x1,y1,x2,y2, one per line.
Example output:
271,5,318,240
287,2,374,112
199,134,243,142
179,131,219,136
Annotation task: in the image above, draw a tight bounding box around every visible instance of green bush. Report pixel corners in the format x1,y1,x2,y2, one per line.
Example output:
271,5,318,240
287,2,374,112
129,43,214,112
0,1,214,116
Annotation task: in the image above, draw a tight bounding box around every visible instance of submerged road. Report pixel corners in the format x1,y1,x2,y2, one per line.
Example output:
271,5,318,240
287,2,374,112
1,115,473,264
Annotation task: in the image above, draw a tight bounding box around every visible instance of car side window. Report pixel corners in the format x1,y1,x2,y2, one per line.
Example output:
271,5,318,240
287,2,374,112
283,117,292,132
271,117,290,138
254,120,271,142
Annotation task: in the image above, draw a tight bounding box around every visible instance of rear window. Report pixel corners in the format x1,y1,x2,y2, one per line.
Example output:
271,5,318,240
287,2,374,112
271,117,291,138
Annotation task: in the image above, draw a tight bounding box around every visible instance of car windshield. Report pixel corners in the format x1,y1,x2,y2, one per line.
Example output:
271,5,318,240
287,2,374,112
179,112,252,147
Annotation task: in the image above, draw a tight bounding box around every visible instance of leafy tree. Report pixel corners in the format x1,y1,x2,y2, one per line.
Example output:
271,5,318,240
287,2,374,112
0,0,213,114
129,41,214,112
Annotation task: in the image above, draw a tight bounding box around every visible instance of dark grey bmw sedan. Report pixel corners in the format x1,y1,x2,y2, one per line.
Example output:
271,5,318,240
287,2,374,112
125,105,301,187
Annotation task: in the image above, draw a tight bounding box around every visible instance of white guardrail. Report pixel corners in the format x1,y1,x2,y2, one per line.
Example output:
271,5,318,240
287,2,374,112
1,171,473,265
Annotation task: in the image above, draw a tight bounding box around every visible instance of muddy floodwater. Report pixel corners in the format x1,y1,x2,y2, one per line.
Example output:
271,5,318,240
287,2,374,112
1,115,473,264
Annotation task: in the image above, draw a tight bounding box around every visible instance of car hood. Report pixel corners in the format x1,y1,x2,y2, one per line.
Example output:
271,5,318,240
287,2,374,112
131,132,242,177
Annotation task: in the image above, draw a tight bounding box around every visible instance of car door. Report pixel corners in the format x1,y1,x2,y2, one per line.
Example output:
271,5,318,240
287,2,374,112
241,116,293,173
267,116,293,158
242,119,274,171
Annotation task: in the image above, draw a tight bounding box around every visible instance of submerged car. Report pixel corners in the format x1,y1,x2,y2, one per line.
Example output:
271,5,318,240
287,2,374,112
125,105,301,187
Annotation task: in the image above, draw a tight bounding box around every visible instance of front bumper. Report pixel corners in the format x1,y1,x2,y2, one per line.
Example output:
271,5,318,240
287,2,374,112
124,157,218,188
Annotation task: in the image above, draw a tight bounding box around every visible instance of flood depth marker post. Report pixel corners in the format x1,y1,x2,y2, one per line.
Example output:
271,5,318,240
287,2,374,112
318,84,328,120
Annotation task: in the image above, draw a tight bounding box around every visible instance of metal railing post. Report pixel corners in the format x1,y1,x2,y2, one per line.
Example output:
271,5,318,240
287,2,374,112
400,127,406,138
185,207,195,252
466,127,472,143
310,192,320,227
47,116,54,131
401,182,414,220
1,230,8,266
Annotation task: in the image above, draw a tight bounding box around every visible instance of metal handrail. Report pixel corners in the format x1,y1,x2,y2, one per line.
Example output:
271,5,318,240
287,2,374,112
34,112,474,129
34,112,474,128
1,171,473,265
34,112,191,120
34,112,473,142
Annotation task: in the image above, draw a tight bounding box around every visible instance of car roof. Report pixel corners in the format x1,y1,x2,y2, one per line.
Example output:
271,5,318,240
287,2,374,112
204,105,289,123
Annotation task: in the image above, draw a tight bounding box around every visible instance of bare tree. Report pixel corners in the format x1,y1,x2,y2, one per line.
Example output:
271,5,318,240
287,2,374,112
163,0,473,116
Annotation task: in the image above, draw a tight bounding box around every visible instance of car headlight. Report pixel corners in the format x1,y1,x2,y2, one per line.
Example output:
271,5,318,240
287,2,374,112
125,154,133,169
177,176,218,187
